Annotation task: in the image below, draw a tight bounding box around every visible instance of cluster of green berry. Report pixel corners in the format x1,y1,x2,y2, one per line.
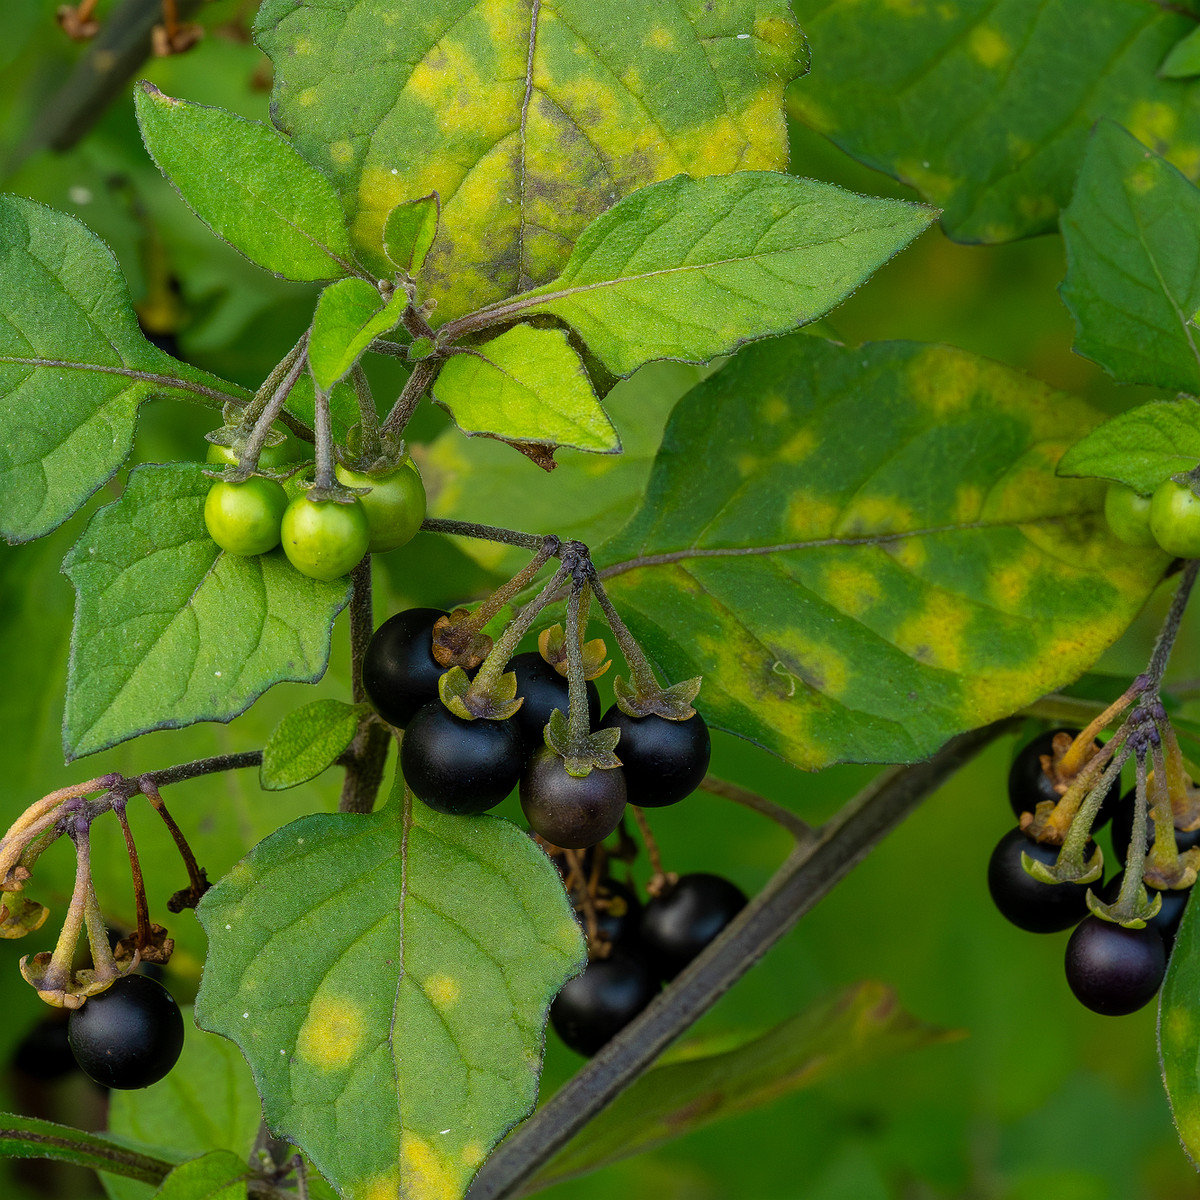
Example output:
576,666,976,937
549,858,746,1057
203,436,427,581
1105,480,1200,558
988,727,1195,1015
363,608,712,848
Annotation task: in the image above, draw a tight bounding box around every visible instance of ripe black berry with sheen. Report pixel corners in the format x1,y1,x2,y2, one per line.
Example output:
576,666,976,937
1102,872,1192,953
986,829,1090,933
1006,729,1118,827
520,747,627,848
362,608,448,728
1110,788,1200,866
509,652,601,752
1065,916,1166,1015
401,702,525,815
550,951,659,1056
67,975,185,1089
598,707,710,808
640,873,747,980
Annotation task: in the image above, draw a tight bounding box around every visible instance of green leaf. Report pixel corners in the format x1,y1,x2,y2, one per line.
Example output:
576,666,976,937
255,0,808,321
309,278,407,391
1057,399,1200,494
1060,121,1200,395
62,463,350,760
529,982,956,1192
433,324,618,452
423,359,707,574
0,194,248,544
135,83,356,282
789,0,1200,242
384,194,440,276
1162,26,1200,79
194,777,585,1200
0,1113,171,1185
592,336,1166,770
260,699,362,791
499,172,936,377
154,1152,250,1200
1160,877,1200,1163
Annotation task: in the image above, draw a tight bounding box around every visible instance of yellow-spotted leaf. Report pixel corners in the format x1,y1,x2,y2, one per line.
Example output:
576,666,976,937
592,336,1167,770
194,777,585,1200
433,324,618,452
254,0,807,321
482,172,935,377
789,0,1200,243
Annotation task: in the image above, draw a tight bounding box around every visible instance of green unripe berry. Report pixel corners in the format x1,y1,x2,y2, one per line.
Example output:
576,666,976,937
206,438,297,470
1149,479,1200,559
204,478,288,556
1103,483,1157,548
335,460,427,553
280,495,370,581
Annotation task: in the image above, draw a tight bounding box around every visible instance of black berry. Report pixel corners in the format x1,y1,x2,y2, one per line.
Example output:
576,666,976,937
640,872,747,980
362,608,448,728
1111,788,1200,866
1006,729,1118,827
520,747,627,849
1064,916,1166,1015
549,951,659,1056
986,828,1090,934
598,707,711,808
1102,872,1192,953
401,701,524,815
508,651,601,752
67,974,185,1090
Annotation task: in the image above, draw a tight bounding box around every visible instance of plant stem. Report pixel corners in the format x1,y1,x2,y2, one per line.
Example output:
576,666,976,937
313,384,335,489
420,518,549,553
381,359,438,439
139,781,207,901
350,366,383,462
340,558,391,814
113,803,152,951
466,719,1017,1200
139,752,263,789
240,350,309,471
698,776,815,844
630,807,666,880
564,578,591,746
587,573,662,698
1149,560,1199,686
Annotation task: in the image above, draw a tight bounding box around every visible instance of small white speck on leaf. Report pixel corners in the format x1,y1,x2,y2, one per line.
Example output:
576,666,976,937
439,1129,451,1135
736,32,750,38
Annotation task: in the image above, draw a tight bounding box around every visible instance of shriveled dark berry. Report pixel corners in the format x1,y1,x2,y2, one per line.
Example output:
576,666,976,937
1007,728,1118,827
362,608,448,728
986,828,1090,934
550,951,659,1056
509,651,600,752
520,747,627,849
1065,916,1166,1015
640,872,747,980
598,707,710,808
67,975,184,1090
401,701,524,815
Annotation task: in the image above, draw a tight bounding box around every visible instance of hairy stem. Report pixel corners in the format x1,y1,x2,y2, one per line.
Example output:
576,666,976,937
420,518,549,553
698,776,815,844
381,359,438,439
466,720,1014,1200
1149,560,1199,686
340,558,391,814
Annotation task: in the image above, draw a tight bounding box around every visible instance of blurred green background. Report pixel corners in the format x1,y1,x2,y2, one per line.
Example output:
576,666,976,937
1,4,1197,1198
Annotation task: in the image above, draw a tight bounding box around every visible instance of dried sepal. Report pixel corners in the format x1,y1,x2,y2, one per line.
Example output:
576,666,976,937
114,923,175,965
432,609,494,670
0,895,49,939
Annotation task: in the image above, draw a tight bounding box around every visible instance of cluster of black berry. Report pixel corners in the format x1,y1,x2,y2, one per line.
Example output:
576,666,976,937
363,605,712,848
989,726,1197,1016
546,849,747,1056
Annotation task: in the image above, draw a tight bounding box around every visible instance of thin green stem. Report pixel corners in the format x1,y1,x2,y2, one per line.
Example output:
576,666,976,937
350,365,383,462
564,577,592,746
240,350,309,472
587,571,660,697
313,383,335,490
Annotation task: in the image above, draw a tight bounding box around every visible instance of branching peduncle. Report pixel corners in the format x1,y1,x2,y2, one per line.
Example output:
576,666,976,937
1148,560,1199,687
420,518,549,553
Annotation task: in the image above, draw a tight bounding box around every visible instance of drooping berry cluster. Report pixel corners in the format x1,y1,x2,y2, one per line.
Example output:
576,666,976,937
545,846,747,1056
362,542,712,849
989,701,1199,1016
